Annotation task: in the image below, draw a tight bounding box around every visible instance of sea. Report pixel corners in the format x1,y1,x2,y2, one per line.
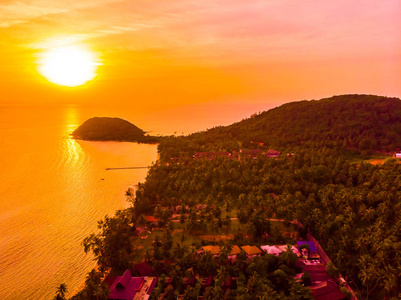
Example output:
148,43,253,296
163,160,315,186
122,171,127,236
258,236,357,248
0,102,275,299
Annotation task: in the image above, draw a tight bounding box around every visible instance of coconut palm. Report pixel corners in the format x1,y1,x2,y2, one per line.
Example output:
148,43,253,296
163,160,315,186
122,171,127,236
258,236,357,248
173,242,188,259
53,283,67,300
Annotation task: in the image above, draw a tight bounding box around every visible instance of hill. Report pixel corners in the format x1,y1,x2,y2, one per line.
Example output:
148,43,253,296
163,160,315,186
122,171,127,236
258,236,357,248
72,117,158,143
159,94,401,159
76,94,401,299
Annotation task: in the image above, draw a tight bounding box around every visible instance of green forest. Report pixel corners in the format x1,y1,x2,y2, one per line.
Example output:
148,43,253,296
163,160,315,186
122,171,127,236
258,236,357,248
64,95,401,300
159,94,401,160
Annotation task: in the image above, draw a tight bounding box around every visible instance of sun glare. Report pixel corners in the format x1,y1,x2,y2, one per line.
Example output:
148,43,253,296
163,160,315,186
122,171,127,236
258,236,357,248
37,45,100,87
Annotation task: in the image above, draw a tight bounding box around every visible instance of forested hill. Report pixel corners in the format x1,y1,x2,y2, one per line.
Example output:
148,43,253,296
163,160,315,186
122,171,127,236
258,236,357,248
72,117,159,143
159,94,401,159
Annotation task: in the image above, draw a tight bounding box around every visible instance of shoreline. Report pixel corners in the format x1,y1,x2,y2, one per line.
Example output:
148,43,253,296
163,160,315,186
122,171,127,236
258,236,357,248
71,135,160,145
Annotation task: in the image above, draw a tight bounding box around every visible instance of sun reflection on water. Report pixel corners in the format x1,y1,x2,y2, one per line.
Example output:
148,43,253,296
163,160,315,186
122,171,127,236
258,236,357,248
63,106,85,166
66,138,83,165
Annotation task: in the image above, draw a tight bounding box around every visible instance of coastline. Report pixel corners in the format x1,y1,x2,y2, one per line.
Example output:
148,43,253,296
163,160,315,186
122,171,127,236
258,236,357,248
71,135,160,145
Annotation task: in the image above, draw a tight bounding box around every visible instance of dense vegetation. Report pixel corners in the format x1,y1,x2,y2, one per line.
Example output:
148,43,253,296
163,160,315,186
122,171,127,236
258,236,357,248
72,117,159,143
134,150,401,299
65,94,401,300
159,94,401,160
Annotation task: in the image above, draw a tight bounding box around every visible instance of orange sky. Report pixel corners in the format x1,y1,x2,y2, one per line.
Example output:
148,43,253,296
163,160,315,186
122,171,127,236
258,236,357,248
0,0,400,108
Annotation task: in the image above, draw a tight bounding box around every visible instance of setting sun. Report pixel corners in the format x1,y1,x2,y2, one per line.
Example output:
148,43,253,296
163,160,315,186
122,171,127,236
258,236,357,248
37,45,100,87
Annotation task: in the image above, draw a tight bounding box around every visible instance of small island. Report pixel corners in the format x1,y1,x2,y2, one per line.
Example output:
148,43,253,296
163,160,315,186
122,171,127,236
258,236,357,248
72,117,159,143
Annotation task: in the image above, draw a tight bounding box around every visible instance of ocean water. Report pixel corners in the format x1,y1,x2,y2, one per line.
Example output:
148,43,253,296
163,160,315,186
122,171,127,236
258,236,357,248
0,102,275,299
0,107,158,299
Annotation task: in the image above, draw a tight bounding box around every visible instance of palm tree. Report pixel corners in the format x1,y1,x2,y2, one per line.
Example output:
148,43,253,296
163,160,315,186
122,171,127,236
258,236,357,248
53,283,67,300
237,209,247,230
215,266,228,287
173,242,188,259
357,254,380,299
221,241,233,257
94,282,110,300
280,244,298,268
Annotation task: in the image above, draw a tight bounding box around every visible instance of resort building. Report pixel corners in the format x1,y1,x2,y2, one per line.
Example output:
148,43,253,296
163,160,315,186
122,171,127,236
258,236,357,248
240,245,262,258
107,270,157,300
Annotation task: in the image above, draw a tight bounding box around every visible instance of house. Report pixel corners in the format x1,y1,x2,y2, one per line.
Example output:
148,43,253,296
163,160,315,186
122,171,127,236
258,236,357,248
278,245,301,256
228,245,241,256
260,245,282,256
194,152,230,160
297,241,319,259
250,141,264,147
297,241,317,252
198,245,221,257
260,245,300,256
108,269,158,300
242,149,262,159
266,149,280,158
227,245,242,262
240,245,262,258
144,216,160,227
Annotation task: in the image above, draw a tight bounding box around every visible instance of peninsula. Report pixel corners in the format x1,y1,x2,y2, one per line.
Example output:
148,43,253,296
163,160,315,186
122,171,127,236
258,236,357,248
65,95,401,300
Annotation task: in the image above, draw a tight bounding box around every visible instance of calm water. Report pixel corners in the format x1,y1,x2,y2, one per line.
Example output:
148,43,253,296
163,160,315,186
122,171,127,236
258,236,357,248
0,107,159,299
0,102,274,299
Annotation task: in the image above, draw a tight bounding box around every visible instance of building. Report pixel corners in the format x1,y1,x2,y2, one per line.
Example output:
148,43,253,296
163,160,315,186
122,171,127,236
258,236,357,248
194,152,230,159
107,270,158,300
242,149,262,159
240,245,262,258
266,149,281,158
260,245,300,257
227,245,242,262
144,216,160,227
198,245,221,257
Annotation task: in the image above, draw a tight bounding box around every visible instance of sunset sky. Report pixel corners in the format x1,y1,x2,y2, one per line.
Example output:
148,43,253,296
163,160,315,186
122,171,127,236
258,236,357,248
1,0,400,109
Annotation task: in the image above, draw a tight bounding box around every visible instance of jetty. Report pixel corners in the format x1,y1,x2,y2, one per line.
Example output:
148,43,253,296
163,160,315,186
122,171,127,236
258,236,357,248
105,167,151,170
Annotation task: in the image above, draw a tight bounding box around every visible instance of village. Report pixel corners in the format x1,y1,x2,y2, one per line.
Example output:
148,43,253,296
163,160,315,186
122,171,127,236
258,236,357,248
73,133,401,300
167,147,282,165
101,199,355,300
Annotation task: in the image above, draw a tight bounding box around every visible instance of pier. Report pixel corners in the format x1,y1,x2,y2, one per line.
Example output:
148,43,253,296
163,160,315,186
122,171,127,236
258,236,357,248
105,167,151,170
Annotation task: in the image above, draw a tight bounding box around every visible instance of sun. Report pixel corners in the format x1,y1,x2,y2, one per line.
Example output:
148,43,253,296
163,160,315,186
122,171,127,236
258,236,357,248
37,45,100,87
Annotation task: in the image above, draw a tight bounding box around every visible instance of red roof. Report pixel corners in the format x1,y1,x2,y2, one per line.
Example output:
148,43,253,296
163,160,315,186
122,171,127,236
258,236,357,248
109,270,144,300
116,270,132,289
267,149,280,155
145,216,160,223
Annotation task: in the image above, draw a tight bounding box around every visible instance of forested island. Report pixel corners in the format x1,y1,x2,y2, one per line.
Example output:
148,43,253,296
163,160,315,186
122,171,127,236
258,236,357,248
59,95,401,300
72,117,159,143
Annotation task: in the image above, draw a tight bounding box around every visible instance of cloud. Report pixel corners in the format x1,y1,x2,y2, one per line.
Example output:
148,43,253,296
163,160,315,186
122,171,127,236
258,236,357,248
0,0,121,28
0,2,67,27
1,0,400,95
3,0,399,63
